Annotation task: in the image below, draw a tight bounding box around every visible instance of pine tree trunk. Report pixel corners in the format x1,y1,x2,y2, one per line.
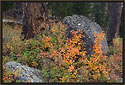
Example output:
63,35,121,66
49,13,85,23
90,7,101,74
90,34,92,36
106,3,122,45
21,2,47,40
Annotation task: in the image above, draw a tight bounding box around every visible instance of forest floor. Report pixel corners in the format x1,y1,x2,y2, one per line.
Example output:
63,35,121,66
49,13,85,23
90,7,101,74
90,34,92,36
2,20,123,83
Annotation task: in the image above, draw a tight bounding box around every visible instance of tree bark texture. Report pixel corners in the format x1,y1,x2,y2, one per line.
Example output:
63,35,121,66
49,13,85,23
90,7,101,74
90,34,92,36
106,3,122,45
21,2,48,40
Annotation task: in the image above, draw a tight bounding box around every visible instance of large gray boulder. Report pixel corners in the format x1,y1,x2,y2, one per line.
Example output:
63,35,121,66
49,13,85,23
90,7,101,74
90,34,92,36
5,61,44,83
63,15,109,56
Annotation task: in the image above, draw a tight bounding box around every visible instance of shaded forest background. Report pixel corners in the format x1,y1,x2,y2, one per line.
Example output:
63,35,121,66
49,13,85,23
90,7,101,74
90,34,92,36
2,2,123,38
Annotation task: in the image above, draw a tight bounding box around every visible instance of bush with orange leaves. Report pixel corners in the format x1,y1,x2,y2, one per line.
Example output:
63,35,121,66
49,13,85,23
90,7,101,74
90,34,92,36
2,20,122,83
40,21,123,82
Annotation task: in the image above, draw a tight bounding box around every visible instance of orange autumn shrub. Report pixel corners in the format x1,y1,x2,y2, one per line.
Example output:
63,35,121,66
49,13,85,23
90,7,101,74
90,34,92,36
84,31,110,82
41,24,123,83
3,19,122,83
40,22,105,82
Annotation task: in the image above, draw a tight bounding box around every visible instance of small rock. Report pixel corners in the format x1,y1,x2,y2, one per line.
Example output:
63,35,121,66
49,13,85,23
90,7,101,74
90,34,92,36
6,61,44,83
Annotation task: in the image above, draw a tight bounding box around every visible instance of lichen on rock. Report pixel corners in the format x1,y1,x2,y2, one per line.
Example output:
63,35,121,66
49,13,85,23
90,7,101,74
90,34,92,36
5,61,44,82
